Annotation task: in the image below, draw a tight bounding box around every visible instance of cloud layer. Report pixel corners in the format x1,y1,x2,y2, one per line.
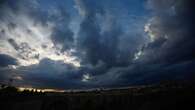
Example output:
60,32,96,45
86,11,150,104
0,0,194,89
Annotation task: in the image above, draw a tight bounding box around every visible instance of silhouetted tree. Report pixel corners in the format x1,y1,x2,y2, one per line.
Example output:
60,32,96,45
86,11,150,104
0,86,18,94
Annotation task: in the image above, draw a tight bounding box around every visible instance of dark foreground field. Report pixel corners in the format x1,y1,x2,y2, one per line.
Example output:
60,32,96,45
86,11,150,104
0,84,195,110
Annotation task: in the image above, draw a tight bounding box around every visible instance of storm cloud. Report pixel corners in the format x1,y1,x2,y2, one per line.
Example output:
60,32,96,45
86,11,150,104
117,0,195,86
0,0,194,89
0,54,18,67
140,0,195,64
75,0,146,71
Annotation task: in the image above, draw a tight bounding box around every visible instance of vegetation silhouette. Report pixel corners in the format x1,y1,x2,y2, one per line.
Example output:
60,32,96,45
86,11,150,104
0,81,194,110
0,86,18,94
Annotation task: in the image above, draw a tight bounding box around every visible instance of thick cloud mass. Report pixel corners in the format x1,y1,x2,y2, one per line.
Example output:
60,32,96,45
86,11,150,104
141,0,195,64
0,54,18,67
0,0,194,89
75,0,145,70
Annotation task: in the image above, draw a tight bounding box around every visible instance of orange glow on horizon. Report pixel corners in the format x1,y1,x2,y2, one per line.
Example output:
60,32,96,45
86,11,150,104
18,87,64,93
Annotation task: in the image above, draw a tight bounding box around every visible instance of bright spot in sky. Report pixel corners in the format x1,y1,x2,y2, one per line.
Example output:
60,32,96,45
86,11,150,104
144,21,156,42
82,73,92,82
133,50,143,60
13,76,23,81
8,65,18,69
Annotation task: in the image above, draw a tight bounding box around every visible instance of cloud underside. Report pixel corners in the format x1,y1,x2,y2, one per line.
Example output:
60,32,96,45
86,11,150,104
0,0,194,89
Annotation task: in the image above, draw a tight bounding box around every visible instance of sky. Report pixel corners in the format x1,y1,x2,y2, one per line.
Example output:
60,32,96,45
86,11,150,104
0,0,194,90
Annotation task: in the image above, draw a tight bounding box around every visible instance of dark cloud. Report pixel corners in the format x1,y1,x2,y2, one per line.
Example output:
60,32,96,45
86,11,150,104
76,0,141,68
147,37,167,49
0,54,18,67
91,0,195,87
121,60,195,86
15,58,84,89
8,38,20,50
0,0,8,6
74,1,149,87
140,0,195,64
7,38,39,60
105,0,195,87
75,0,106,65
31,3,75,52
50,8,75,51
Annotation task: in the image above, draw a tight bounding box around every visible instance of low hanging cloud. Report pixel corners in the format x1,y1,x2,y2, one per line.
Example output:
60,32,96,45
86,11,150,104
13,58,83,89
